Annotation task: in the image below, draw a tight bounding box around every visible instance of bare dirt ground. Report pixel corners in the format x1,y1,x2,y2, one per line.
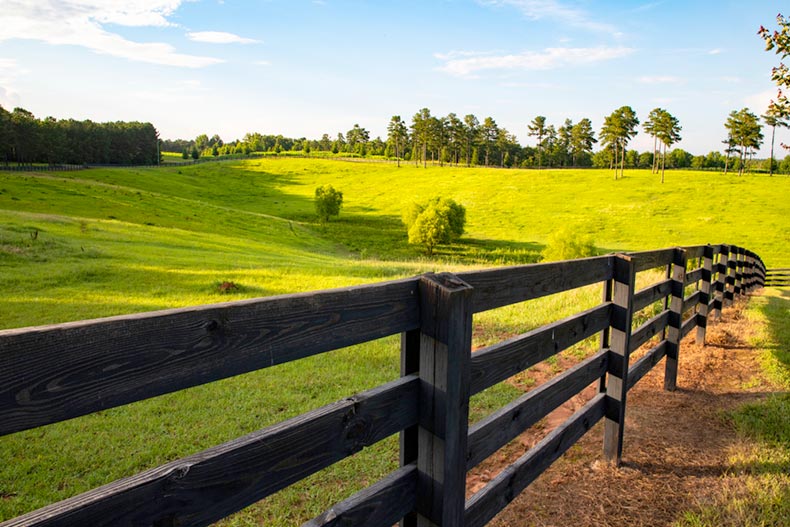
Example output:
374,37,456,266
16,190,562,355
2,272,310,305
467,296,775,527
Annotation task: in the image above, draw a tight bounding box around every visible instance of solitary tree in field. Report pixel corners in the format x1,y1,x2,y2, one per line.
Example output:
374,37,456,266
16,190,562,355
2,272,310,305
725,108,763,175
600,106,639,179
315,185,343,223
528,115,547,168
387,115,407,167
762,103,788,176
402,197,466,255
654,110,682,183
643,108,663,174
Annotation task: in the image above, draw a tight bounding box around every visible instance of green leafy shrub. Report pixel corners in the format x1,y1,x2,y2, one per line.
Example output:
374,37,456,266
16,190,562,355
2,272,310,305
314,185,343,223
541,227,597,262
402,197,466,255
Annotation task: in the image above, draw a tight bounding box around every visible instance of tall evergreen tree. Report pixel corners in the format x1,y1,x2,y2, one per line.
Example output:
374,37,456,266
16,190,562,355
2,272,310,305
387,115,408,167
527,115,547,168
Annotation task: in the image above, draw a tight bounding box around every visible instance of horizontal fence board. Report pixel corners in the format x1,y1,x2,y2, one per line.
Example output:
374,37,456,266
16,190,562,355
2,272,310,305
627,341,668,390
457,256,613,313
681,315,697,339
467,351,607,470
0,279,420,437
629,310,670,353
302,464,417,527
628,248,675,272
632,279,671,312
4,376,420,527
469,303,612,395
682,245,706,259
685,268,703,285
464,394,606,527
683,290,702,314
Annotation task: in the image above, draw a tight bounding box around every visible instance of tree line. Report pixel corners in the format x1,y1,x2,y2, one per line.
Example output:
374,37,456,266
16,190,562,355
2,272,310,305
0,105,160,166
3,101,787,173
176,106,788,175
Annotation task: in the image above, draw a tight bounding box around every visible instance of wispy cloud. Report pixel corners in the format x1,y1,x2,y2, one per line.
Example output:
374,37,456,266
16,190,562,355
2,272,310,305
708,48,722,55
436,46,634,78
478,0,618,34
0,0,222,68
638,75,683,84
187,31,261,44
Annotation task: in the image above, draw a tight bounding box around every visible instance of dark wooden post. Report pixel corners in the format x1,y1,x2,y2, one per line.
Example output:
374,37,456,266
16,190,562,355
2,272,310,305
664,248,687,391
603,254,635,465
400,328,421,527
733,246,743,299
414,273,473,527
713,245,728,319
725,246,737,307
695,245,714,345
598,277,613,393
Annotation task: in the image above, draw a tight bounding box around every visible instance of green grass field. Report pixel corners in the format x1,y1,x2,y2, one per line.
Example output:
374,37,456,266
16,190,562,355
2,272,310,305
1,159,788,525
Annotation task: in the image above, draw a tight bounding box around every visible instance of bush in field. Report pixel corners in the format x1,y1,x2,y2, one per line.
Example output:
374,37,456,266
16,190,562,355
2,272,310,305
541,227,597,262
315,184,343,223
402,197,466,255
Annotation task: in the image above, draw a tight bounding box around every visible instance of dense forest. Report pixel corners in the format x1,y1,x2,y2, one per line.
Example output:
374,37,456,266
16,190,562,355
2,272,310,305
0,105,159,166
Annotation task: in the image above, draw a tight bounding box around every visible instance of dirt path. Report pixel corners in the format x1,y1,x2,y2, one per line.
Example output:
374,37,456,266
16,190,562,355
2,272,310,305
471,296,774,527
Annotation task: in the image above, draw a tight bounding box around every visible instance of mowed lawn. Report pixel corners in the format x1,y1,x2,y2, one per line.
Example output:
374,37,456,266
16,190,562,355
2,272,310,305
0,159,787,525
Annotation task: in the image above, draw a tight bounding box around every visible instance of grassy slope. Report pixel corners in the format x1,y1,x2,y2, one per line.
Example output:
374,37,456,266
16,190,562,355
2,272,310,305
676,288,790,526
0,159,788,525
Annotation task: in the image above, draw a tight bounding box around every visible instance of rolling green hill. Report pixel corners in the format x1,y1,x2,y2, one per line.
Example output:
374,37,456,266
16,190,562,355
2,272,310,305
0,159,787,525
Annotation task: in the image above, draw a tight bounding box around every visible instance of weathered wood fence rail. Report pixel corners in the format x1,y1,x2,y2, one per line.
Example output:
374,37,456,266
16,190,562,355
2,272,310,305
0,244,767,527
765,267,790,287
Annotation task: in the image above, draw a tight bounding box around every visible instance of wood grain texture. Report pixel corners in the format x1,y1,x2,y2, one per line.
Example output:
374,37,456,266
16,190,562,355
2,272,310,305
415,274,473,527
0,278,420,437
466,351,607,470
464,395,606,527
632,279,671,313
4,375,420,527
627,341,668,390
681,315,697,339
628,248,675,272
629,311,670,353
683,290,702,315
457,256,613,313
469,303,612,396
685,268,703,285
303,464,417,527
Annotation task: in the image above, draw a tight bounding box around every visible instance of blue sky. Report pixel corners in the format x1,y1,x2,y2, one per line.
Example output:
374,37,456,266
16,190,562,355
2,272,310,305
1,0,788,156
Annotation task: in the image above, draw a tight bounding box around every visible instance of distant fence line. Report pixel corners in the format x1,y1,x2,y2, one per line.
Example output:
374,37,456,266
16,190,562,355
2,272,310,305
0,244,770,526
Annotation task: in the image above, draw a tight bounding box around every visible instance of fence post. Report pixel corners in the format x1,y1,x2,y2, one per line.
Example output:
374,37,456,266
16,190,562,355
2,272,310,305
733,246,744,299
664,248,687,391
603,254,635,465
414,273,473,527
725,246,737,307
400,328,421,527
695,245,714,345
713,245,729,319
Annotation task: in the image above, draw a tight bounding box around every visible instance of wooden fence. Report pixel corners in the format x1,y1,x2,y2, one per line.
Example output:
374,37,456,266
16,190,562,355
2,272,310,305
0,244,767,527
765,268,789,287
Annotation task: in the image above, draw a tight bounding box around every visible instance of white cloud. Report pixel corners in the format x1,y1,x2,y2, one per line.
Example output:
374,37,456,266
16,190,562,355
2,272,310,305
478,0,618,34
187,31,261,44
254,60,272,66
437,46,634,78
708,48,722,55
638,75,683,84
0,1,222,68
0,57,27,108
745,88,780,115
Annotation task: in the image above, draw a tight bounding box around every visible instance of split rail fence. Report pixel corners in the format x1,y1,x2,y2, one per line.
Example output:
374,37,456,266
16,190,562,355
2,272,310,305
0,244,768,526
